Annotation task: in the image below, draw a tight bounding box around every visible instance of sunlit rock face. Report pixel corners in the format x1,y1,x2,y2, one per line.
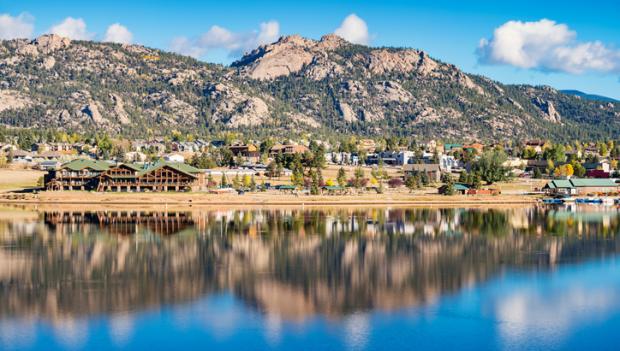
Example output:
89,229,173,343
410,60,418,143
0,206,619,323
2,34,618,139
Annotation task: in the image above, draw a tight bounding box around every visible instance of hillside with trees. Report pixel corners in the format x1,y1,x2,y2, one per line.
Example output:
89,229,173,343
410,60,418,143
0,34,619,141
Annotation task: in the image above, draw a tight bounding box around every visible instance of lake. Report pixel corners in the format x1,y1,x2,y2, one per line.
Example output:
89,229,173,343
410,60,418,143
1,205,619,350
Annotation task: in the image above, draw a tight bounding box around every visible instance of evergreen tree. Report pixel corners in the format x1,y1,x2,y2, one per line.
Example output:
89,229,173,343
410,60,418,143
353,167,365,188
337,167,347,187
250,175,257,191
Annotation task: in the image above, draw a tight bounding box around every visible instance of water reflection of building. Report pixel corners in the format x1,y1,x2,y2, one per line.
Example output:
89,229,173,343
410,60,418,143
44,211,195,236
1,206,620,323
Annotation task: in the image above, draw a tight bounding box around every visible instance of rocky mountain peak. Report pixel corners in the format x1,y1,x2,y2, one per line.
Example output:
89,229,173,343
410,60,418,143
318,34,347,49
0,34,618,140
16,34,71,56
232,34,320,80
274,34,314,47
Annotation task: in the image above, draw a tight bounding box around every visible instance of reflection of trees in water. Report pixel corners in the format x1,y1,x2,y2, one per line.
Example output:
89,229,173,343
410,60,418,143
1,206,620,321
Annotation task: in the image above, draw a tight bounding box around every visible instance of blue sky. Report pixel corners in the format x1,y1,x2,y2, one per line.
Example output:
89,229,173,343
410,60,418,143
2,0,620,99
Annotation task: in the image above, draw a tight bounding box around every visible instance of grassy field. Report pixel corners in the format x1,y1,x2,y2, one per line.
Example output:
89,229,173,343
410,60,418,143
0,168,544,205
0,188,538,206
244,164,402,186
0,169,45,192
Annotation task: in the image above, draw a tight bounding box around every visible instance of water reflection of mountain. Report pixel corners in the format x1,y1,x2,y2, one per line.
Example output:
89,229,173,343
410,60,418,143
1,206,620,322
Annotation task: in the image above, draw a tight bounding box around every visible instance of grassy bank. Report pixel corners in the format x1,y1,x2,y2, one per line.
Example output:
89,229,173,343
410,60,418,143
0,169,543,206
0,190,539,206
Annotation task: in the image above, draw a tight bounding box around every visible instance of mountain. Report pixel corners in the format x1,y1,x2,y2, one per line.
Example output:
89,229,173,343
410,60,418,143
0,34,619,141
560,90,619,103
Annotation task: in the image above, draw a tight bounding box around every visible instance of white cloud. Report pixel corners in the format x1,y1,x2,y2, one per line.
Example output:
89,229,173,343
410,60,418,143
0,13,35,40
257,21,280,46
170,20,280,59
170,36,205,58
104,23,133,44
334,14,369,45
48,17,93,40
478,19,620,74
199,25,237,49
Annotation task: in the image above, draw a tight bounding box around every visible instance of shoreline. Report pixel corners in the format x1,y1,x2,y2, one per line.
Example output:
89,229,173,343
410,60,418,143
0,191,539,207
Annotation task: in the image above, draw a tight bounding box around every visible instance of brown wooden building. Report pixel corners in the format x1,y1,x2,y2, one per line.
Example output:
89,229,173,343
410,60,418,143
97,162,202,192
45,159,111,191
46,160,203,192
269,144,309,157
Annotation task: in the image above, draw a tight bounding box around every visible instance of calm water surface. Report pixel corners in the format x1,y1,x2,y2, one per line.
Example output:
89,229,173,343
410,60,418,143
1,205,620,350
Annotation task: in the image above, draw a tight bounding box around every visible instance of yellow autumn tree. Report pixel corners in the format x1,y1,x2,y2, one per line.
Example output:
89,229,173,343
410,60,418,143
242,174,252,188
554,164,574,177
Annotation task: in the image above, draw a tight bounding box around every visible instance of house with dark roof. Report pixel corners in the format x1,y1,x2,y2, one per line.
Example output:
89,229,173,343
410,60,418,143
229,143,260,162
583,161,610,173
403,164,442,183
525,140,546,153
269,144,309,156
10,149,31,162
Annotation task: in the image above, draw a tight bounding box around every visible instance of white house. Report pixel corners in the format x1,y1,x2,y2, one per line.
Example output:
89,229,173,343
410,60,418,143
125,151,147,162
439,155,460,172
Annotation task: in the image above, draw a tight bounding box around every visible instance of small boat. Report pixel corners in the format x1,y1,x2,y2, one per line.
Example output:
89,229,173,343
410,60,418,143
577,197,603,204
601,197,615,205
561,196,576,203
542,198,564,204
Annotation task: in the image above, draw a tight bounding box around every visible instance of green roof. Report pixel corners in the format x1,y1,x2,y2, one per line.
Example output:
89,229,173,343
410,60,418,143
444,143,463,150
323,185,345,190
454,183,470,191
277,185,296,190
61,159,110,171
121,163,145,171
569,178,617,187
545,178,618,189
137,161,200,178
546,180,574,189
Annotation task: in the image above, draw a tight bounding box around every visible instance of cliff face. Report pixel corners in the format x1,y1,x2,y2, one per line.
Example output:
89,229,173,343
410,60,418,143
0,34,618,140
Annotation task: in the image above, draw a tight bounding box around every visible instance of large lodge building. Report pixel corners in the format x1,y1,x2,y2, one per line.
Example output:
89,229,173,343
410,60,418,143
45,159,204,192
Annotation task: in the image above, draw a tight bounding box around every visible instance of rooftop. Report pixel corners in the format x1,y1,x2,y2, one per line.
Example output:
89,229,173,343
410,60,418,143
545,178,618,189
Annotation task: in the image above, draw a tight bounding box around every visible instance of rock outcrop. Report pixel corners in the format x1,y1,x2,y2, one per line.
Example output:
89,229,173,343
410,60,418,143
532,97,562,123
366,49,438,76
110,93,131,125
16,34,71,56
233,35,316,80
206,83,270,126
0,90,33,112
